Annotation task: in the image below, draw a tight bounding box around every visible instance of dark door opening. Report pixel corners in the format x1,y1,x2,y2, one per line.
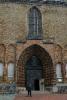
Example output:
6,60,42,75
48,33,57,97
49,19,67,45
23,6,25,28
34,79,39,90
25,55,42,90
17,44,54,89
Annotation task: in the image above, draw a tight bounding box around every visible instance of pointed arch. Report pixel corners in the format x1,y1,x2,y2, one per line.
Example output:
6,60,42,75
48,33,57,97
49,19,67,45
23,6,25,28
7,44,16,63
17,44,54,87
28,6,42,40
0,44,5,63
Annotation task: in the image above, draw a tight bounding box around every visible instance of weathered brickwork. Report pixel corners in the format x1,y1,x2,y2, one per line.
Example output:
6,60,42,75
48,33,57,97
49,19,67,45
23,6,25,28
0,44,5,62
0,4,66,46
17,42,54,86
0,3,67,87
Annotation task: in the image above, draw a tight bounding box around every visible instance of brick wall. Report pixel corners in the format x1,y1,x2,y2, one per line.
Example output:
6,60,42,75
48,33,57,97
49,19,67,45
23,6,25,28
0,3,67,86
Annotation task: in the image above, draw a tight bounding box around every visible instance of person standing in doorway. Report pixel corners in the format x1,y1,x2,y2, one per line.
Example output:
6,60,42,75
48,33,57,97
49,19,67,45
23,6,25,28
27,83,32,97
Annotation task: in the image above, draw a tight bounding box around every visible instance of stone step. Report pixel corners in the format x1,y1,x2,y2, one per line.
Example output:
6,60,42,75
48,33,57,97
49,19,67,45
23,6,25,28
16,90,50,96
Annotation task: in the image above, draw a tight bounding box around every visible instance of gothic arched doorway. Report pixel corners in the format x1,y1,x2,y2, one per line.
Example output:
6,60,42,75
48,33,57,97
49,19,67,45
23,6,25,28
25,55,43,90
17,45,54,90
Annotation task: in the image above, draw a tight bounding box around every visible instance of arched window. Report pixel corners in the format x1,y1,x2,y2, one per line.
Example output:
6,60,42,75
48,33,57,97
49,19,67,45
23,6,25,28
0,63,3,80
8,63,14,80
56,63,62,82
28,7,42,40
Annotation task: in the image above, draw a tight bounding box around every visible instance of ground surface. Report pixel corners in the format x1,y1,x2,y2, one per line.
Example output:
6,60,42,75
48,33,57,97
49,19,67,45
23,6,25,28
0,92,67,100
14,94,67,100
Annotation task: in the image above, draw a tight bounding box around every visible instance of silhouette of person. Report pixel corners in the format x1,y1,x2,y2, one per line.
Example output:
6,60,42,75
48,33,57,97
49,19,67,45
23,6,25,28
27,83,32,96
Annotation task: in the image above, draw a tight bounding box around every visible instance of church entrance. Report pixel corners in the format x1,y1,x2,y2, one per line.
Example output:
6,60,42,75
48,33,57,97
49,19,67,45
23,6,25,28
34,79,39,90
17,44,54,90
25,55,42,90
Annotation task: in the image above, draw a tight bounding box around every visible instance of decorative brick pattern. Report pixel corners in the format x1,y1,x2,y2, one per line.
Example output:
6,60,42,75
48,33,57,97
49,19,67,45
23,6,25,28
0,3,66,88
